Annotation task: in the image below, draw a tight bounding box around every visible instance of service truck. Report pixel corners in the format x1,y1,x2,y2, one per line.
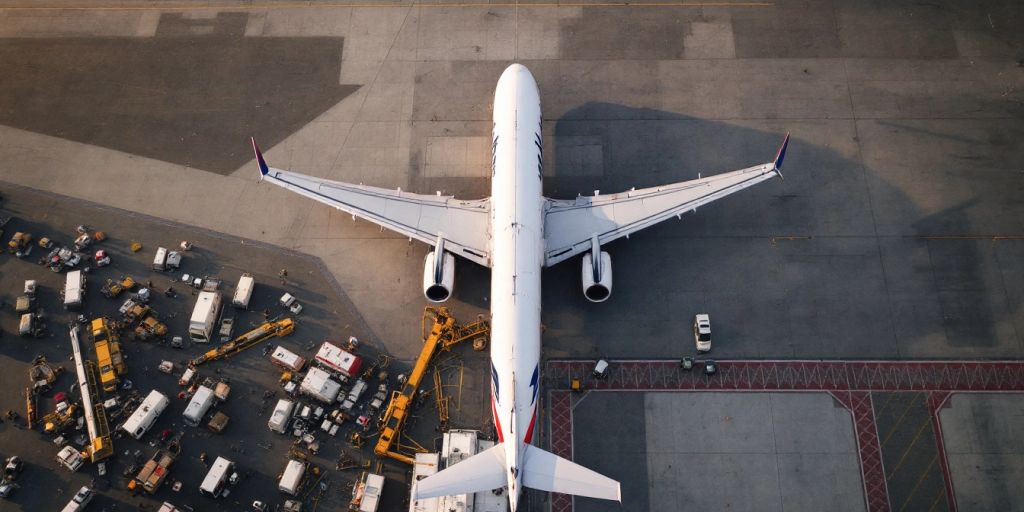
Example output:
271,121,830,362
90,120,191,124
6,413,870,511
314,341,363,378
135,447,177,493
300,367,342,403
268,399,295,434
121,390,169,439
183,385,215,426
232,273,254,309
152,247,168,271
60,486,94,512
91,318,126,393
63,270,85,310
188,291,222,343
352,472,385,512
278,459,306,495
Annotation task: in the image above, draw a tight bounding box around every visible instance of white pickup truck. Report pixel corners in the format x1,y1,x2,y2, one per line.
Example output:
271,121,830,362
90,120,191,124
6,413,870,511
61,486,93,512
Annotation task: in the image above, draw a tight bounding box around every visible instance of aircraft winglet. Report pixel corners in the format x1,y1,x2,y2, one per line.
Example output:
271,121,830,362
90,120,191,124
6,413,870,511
773,132,790,179
251,137,269,181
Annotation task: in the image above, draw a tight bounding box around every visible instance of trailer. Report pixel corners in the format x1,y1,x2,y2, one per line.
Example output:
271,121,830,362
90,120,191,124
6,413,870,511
63,270,85,310
199,456,234,498
183,386,215,426
270,346,306,372
207,412,230,434
152,247,167,271
278,459,306,495
314,341,363,378
134,443,179,494
188,291,222,343
120,390,169,440
300,367,341,403
268,399,295,434
232,273,254,309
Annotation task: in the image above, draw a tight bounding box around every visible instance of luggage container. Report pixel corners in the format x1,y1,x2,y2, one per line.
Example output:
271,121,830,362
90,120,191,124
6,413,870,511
188,291,222,343
300,367,342,403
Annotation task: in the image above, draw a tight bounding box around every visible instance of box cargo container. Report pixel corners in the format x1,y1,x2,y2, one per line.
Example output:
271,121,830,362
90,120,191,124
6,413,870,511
314,341,362,378
121,390,169,439
270,346,306,372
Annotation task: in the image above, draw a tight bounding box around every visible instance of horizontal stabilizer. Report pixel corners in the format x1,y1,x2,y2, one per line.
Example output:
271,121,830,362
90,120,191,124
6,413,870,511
522,444,621,502
415,442,507,499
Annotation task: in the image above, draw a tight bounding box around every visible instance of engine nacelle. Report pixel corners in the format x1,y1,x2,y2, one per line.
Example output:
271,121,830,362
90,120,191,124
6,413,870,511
423,250,455,303
581,251,613,303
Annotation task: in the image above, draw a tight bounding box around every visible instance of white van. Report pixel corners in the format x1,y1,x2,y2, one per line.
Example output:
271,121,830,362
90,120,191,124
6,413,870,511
63,270,85,310
121,390,169,440
183,386,215,426
199,456,234,498
278,459,306,495
232,273,254,309
268,399,295,434
153,247,168,271
60,486,94,512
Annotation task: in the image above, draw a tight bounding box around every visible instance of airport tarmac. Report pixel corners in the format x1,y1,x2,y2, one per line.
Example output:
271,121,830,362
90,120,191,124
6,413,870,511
1,0,1023,511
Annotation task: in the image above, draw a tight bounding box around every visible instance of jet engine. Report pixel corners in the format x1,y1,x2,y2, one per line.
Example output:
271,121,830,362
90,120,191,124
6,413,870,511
423,249,455,303
581,237,612,303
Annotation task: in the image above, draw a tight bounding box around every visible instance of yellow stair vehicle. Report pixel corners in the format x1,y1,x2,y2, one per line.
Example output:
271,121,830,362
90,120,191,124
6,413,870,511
90,318,126,393
190,318,295,366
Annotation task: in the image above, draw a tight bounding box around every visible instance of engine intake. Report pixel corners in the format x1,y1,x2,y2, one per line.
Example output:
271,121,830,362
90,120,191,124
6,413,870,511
423,250,455,303
581,250,612,303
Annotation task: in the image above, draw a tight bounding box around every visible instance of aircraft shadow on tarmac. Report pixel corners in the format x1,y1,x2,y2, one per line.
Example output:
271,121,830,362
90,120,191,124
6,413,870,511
524,102,1009,360
0,12,360,175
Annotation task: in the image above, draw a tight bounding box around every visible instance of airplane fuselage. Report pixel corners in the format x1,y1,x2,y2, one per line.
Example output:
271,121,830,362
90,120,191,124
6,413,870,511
489,63,544,511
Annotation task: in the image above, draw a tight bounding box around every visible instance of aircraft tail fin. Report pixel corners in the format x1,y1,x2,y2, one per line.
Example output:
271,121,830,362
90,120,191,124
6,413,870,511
772,132,790,179
522,444,621,502
415,442,507,499
250,137,270,181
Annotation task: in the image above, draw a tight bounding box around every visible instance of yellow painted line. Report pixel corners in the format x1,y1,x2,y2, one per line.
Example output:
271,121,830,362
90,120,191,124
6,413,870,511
0,1,772,11
887,417,934,480
880,394,919,448
898,454,938,512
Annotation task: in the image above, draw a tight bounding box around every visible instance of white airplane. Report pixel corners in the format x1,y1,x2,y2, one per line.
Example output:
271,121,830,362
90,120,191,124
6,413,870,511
252,63,788,511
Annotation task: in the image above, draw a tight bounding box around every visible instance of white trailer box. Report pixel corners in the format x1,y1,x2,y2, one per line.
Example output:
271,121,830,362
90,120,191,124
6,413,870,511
300,367,342,403
232,273,255,309
268,399,295,434
183,385,215,426
121,390,169,439
278,459,306,495
152,247,168,271
270,346,306,372
188,291,222,342
199,456,234,497
314,341,363,377
63,270,85,310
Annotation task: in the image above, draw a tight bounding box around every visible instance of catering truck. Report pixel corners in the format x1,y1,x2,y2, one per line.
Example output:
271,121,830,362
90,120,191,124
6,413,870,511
121,390,169,439
188,291,222,343
232,273,254,309
183,386,215,426
314,341,363,378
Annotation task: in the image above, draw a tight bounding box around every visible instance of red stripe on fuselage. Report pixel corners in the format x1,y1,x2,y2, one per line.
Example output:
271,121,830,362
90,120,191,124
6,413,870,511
523,405,538,444
491,393,504,443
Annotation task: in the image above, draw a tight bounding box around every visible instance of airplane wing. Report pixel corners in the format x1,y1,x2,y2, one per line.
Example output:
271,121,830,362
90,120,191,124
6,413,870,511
251,139,491,267
542,134,789,266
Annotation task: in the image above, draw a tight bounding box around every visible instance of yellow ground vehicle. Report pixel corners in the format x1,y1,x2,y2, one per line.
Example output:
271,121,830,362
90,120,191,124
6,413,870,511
8,232,32,257
90,318,126,393
190,318,295,366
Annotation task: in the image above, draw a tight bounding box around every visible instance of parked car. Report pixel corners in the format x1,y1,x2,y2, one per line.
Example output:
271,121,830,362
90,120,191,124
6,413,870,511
694,313,712,353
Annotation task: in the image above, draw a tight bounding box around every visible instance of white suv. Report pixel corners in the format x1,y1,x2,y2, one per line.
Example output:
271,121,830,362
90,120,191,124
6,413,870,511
694,314,712,353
